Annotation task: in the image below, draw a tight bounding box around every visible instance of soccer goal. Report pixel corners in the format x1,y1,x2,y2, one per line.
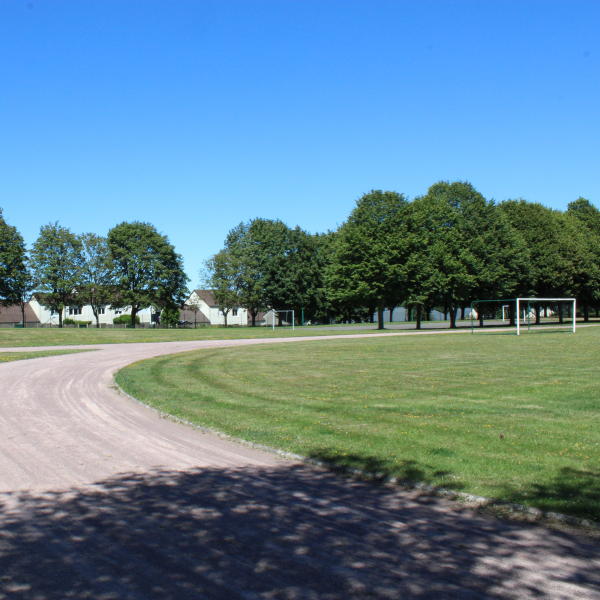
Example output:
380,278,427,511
470,298,576,335
271,309,295,330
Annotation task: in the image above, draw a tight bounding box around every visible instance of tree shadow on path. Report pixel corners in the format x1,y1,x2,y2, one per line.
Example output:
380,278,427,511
0,464,599,599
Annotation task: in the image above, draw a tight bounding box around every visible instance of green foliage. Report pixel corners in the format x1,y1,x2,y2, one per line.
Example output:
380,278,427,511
62,318,93,325
113,314,141,325
0,207,28,308
30,222,84,327
201,250,240,325
160,304,180,327
79,233,117,327
327,190,411,329
108,222,189,328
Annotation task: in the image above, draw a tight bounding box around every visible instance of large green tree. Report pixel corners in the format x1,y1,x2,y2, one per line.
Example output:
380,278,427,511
327,190,411,329
108,222,189,328
80,233,117,328
422,182,530,328
567,197,600,320
0,208,28,311
499,199,598,323
201,250,240,326
30,222,84,327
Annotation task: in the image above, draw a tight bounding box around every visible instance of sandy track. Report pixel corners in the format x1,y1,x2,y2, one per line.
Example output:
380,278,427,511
0,335,599,599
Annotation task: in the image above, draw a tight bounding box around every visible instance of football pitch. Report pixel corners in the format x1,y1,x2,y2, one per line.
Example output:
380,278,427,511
115,325,600,521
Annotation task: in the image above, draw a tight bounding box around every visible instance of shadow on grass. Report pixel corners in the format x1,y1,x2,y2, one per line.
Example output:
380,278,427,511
1,465,599,599
500,467,600,522
306,449,466,492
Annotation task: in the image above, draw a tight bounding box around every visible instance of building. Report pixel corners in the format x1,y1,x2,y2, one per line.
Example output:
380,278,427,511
0,303,41,326
185,290,252,326
28,295,150,326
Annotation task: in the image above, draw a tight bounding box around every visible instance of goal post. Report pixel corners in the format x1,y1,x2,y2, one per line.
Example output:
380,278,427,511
516,298,576,336
470,298,577,335
271,309,295,330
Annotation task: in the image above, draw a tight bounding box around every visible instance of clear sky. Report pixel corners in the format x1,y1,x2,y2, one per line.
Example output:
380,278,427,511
1,0,598,285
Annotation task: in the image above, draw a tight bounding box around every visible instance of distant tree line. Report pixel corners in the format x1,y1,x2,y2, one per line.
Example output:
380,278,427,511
202,181,600,329
0,215,188,328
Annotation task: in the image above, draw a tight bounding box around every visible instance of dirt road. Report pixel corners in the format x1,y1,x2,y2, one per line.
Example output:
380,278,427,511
0,335,599,599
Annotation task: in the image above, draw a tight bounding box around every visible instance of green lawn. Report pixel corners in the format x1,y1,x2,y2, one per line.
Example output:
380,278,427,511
0,325,396,348
116,327,600,521
0,349,94,363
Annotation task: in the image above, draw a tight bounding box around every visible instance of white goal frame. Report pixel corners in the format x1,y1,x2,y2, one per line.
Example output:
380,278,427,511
516,297,576,336
272,309,295,330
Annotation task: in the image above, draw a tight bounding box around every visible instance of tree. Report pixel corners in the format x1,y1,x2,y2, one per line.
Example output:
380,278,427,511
201,250,239,326
422,182,530,328
186,295,203,328
225,222,267,327
108,222,189,328
567,198,600,321
79,233,117,328
327,190,411,329
30,222,84,327
0,207,28,311
500,199,598,323
161,304,180,327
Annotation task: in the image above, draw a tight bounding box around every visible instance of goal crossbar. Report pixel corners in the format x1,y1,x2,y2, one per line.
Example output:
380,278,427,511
470,297,576,335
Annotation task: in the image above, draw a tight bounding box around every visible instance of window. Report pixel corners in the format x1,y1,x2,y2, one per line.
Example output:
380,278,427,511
232,309,238,317
115,309,122,315
98,307,105,315
69,307,82,315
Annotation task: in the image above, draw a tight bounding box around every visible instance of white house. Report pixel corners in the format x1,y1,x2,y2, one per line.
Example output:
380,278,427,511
29,295,154,326
186,290,253,326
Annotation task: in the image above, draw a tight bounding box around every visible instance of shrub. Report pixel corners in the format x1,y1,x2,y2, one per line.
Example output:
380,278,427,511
161,305,180,327
63,318,92,325
113,314,140,325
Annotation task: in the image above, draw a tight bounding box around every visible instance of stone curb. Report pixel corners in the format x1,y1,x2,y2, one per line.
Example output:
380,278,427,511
113,380,598,532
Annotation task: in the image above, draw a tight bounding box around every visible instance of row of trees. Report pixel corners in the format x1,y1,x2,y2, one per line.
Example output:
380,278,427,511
0,215,188,327
203,181,600,329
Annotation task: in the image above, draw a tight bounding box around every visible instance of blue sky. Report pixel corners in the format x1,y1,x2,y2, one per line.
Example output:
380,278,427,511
1,0,598,284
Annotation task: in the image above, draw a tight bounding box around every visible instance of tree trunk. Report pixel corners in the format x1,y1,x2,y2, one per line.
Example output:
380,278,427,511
96,313,100,328
479,303,484,327
558,303,564,324
535,304,541,325
130,307,138,328
416,304,422,330
251,310,257,327
377,299,385,330
21,298,26,326
58,309,63,328
509,303,515,327
583,303,589,323
449,305,457,329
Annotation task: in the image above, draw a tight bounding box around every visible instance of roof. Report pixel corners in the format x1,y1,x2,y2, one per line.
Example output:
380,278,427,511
194,289,217,307
0,303,41,324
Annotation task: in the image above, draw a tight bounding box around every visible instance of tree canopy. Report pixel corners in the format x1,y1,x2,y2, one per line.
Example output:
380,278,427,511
0,207,28,310
108,221,189,328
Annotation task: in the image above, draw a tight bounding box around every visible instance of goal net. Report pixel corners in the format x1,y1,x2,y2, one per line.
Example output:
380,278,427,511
271,309,295,330
470,298,576,335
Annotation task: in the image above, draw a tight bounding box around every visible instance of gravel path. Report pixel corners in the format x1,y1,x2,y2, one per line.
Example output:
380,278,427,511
0,335,599,599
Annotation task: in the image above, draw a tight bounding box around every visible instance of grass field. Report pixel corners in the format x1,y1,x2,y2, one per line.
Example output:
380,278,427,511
0,325,397,348
0,349,94,363
116,327,600,521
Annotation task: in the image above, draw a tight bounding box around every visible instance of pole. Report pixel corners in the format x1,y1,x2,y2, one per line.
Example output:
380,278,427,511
516,299,520,336
470,302,474,335
302,308,304,326
292,310,295,331
573,299,577,333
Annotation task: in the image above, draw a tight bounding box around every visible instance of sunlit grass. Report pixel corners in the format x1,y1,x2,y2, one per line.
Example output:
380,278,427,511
0,349,94,362
116,327,600,520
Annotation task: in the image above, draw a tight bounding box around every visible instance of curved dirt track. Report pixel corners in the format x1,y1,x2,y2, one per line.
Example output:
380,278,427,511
0,334,599,600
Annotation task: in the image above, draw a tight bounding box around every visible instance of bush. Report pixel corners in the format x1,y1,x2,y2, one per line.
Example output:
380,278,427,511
113,314,140,325
63,318,92,325
161,305,180,327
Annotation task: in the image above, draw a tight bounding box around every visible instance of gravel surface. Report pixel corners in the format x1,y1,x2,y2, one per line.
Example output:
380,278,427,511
0,334,599,599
